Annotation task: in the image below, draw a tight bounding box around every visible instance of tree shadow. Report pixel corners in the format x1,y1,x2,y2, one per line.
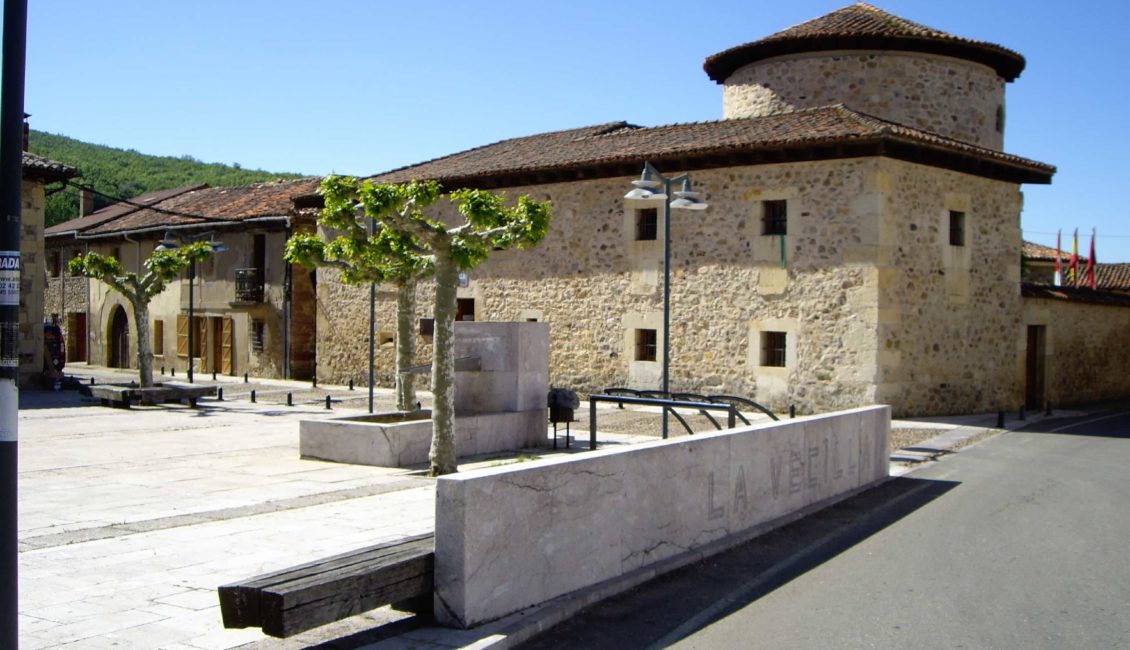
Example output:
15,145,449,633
519,476,959,650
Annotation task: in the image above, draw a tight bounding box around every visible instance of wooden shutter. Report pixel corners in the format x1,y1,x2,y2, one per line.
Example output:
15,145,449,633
221,317,233,375
177,314,189,356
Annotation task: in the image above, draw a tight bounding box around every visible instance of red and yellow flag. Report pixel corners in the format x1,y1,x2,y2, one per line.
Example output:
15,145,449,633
1068,228,1079,286
1086,228,1096,290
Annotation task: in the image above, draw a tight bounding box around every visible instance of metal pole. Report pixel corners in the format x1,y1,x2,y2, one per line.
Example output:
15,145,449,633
368,281,375,413
661,176,672,440
0,2,26,643
187,259,195,383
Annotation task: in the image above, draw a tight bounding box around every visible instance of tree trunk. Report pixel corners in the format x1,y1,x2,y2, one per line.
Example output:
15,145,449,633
428,254,458,476
395,278,417,411
133,300,154,388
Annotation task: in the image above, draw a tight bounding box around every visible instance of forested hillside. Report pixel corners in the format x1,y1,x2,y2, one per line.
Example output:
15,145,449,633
29,131,304,227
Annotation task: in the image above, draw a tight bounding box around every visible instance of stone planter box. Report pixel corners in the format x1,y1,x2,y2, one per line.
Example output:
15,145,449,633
299,409,548,468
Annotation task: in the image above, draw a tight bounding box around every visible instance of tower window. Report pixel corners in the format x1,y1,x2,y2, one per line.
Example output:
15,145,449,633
949,211,965,247
761,331,787,367
635,329,657,362
635,208,658,241
762,200,787,235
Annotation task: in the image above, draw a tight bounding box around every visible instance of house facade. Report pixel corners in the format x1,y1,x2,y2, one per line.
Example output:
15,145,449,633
309,3,1087,417
20,151,78,387
45,179,320,381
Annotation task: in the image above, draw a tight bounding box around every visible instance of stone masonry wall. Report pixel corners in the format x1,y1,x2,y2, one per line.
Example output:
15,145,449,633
315,160,894,415
874,158,1023,415
722,51,1006,150
1022,298,1130,407
20,180,46,387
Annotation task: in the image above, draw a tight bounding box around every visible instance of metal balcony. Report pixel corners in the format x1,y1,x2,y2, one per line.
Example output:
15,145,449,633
234,268,264,303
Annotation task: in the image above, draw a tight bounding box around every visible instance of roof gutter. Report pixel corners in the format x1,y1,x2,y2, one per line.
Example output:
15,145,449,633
73,215,292,241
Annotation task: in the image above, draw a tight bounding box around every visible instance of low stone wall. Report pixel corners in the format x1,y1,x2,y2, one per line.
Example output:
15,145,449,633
299,410,547,467
434,405,890,628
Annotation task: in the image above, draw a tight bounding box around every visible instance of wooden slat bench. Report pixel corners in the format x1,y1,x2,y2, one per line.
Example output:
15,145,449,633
88,382,217,408
218,533,434,638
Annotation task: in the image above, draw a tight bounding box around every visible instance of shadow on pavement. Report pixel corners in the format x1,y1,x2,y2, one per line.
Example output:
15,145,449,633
519,476,959,650
1014,401,1130,439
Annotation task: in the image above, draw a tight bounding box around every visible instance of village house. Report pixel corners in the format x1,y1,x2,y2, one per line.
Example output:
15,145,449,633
20,148,78,388
44,179,321,381
308,3,1129,417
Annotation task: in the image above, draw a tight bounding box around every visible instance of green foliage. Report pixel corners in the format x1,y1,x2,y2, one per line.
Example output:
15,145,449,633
29,130,302,227
69,241,214,303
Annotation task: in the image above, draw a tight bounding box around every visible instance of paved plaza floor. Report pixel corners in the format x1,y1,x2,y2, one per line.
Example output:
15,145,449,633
16,364,1036,649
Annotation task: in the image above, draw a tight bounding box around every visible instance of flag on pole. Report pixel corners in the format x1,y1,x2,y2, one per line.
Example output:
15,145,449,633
1086,228,1096,290
1054,229,1062,286
1069,228,1079,286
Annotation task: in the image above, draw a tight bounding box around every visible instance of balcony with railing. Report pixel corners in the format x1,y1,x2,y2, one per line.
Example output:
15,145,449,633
233,268,264,304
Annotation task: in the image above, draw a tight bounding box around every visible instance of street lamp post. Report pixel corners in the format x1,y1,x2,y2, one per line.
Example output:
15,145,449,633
157,231,226,384
624,162,707,438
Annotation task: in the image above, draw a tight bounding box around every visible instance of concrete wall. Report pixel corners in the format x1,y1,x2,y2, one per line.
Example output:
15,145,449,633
434,405,890,628
722,51,1006,150
1022,298,1130,407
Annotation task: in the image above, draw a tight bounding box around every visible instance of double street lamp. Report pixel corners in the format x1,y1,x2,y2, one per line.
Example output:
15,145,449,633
157,231,227,383
624,162,708,438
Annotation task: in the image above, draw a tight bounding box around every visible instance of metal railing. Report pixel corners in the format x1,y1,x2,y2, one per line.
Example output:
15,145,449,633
234,268,264,303
588,394,740,449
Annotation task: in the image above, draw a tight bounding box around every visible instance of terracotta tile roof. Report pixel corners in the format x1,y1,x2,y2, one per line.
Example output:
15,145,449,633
703,3,1026,83
366,105,1053,189
1022,240,1130,290
22,152,78,183
46,185,204,237
1022,282,1130,307
79,178,322,237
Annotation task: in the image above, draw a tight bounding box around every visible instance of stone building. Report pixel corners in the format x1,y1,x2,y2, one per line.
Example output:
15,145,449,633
20,151,78,387
310,2,1083,417
45,179,320,380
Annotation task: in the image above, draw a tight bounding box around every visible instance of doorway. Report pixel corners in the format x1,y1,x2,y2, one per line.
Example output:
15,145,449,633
67,312,87,362
211,316,233,375
109,305,130,368
1025,325,1047,411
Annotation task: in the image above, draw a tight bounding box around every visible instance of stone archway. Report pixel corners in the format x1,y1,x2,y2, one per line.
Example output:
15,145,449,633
109,305,130,368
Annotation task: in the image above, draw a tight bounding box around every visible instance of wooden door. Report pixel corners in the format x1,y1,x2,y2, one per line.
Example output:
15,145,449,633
67,312,87,362
110,306,129,368
1025,325,1046,411
221,317,233,375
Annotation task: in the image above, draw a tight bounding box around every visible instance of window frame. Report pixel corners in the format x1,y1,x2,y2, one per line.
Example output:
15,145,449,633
634,328,658,362
949,210,966,247
760,331,787,368
761,200,788,236
635,208,658,241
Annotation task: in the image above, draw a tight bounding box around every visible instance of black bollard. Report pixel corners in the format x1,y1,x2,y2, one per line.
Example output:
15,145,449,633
212,371,216,381
789,404,796,419
348,379,354,391
160,366,165,375
1019,405,1026,421
325,395,332,410
244,372,249,383
90,377,95,385
217,387,224,402
997,411,1005,428
287,392,293,407
250,390,256,403
1045,401,1052,416
312,377,318,388
171,368,175,377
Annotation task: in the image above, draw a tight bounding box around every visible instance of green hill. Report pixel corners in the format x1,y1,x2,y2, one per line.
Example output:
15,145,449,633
28,131,304,227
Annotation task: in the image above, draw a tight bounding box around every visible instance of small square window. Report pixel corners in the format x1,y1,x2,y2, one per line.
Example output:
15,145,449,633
635,328,657,362
456,298,475,322
635,208,658,241
762,200,787,235
949,210,965,247
419,318,435,337
761,331,787,367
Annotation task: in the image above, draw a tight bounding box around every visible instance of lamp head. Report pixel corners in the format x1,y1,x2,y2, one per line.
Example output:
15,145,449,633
670,178,708,211
624,165,667,205
155,230,179,251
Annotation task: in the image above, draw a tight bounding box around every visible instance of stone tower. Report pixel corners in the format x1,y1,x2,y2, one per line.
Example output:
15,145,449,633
703,2,1025,150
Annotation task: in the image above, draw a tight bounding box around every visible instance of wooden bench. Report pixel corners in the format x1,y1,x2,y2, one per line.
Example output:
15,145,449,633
218,533,434,638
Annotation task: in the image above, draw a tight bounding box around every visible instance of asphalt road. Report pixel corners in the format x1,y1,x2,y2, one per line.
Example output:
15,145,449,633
519,406,1130,650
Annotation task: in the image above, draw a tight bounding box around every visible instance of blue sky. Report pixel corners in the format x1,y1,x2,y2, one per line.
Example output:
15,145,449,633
21,0,1130,261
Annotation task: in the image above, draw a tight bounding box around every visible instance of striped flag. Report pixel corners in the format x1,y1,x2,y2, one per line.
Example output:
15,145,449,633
1054,230,1062,286
1069,228,1079,286
1086,228,1096,290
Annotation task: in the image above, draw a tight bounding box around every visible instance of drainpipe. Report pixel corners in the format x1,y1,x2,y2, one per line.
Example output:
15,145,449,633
282,224,291,379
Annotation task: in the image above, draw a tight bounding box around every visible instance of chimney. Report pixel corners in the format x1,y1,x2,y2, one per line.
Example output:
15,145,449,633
79,189,95,217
